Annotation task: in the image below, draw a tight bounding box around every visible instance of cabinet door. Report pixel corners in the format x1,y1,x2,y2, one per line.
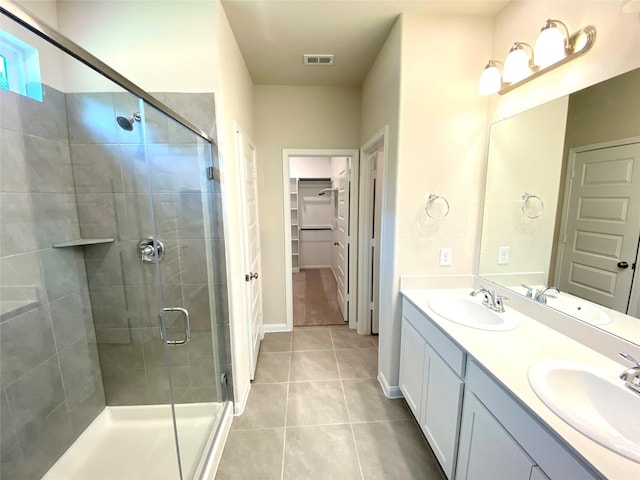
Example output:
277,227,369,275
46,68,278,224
456,393,535,480
399,319,426,418
421,345,464,479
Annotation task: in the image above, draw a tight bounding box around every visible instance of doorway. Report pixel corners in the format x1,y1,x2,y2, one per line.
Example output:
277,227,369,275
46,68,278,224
283,150,359,330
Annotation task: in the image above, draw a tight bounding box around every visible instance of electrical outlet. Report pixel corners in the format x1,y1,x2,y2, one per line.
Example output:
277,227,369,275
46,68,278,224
498,246,510,265
440,248,452,266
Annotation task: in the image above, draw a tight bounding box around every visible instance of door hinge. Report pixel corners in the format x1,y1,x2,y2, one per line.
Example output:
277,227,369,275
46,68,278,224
206,166,215,180
221,373,228,385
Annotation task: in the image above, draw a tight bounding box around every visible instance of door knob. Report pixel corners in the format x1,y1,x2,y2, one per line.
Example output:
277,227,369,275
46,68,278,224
617,261,629,269
333,242,339,246
245,272,259,281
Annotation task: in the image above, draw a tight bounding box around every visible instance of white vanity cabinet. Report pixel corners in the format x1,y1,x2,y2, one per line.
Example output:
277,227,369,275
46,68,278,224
400,293,604,480
400,299,465,479
456,392,537,479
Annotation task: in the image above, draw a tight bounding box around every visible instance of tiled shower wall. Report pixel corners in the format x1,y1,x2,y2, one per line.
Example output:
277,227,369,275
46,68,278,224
1,86,230,478
67,91,229,405
0,85,104,480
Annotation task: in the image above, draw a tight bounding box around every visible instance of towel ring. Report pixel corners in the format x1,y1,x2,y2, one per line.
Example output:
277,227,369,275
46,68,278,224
521,192,544,219
426,193,450,219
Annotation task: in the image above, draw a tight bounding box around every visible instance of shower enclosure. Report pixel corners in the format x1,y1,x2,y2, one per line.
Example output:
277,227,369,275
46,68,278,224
0,3,232,479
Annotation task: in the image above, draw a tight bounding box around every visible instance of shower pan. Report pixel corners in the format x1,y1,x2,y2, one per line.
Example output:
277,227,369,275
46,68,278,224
0,3,232,479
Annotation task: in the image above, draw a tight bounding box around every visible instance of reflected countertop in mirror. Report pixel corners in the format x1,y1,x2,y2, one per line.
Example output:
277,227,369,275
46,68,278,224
479,68,640,346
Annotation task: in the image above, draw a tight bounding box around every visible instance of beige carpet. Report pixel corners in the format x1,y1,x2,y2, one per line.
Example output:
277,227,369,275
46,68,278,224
293,268,345,326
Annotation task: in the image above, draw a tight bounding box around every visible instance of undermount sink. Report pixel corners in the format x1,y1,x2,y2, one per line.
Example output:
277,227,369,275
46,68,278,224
545,295,611,326
427,294,518,331
528,361,640,463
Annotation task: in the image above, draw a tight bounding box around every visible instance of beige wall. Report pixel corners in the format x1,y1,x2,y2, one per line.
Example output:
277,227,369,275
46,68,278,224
253,85,361,326
360,18,402,390
385,14,493,388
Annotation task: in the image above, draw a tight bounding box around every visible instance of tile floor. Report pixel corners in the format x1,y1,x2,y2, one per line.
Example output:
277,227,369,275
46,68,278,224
216,326,446,479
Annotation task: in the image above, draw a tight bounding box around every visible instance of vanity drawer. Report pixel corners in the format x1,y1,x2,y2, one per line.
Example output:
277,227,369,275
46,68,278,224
402,298,465,377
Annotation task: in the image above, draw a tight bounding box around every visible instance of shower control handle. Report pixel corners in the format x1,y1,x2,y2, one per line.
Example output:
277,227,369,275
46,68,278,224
138,237,165,264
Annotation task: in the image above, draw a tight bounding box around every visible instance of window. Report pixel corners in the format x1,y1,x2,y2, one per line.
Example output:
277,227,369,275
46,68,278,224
0,29,43,101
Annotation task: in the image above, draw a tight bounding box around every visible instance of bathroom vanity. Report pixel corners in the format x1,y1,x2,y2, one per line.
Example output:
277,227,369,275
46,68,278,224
399,288,640,480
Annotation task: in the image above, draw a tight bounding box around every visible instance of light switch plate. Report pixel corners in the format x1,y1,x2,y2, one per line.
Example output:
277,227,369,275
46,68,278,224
498,246,510,265
440,248,452,266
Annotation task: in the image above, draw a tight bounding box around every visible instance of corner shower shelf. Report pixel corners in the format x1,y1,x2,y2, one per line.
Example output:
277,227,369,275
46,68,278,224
53,238,115,248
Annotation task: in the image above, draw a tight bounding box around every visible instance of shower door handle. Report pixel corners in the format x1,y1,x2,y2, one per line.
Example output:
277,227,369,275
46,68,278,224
159,307,191,345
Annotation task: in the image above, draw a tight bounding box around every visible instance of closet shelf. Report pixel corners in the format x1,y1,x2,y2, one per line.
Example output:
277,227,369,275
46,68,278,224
53,238,115,248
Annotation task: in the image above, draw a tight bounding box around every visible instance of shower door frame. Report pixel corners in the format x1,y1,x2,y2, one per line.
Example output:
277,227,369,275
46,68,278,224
0,1,233,478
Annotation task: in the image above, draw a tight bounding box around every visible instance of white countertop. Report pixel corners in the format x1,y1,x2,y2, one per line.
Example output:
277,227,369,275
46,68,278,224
401,288,640,480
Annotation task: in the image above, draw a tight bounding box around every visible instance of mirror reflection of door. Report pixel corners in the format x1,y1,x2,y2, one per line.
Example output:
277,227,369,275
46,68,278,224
557,141,640,315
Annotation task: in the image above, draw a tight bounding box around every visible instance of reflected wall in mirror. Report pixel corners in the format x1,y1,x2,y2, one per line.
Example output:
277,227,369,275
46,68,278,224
479,68,640,346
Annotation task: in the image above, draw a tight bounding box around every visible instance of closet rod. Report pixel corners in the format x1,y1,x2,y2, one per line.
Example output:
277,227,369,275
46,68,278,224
300,227,333,231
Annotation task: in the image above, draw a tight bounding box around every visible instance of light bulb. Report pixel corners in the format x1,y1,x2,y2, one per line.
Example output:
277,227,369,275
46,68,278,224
478,61,501,96
503,44,531,83
534,21,566,68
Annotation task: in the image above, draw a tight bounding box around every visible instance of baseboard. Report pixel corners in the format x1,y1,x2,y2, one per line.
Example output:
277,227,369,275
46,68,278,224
234,381,251,416
263,323,291,333
299,265,331,269
199,401,233,480
378,371,404,399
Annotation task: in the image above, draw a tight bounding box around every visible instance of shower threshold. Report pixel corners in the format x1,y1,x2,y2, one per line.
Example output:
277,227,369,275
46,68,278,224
43,402,223,480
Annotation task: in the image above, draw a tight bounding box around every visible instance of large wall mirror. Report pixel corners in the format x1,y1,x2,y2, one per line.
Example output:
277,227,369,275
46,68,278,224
479,67,640,346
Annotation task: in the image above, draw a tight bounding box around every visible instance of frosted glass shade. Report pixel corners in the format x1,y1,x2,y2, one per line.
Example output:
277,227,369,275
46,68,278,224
534,25,566,68
478,63,501,95
503,47,531,83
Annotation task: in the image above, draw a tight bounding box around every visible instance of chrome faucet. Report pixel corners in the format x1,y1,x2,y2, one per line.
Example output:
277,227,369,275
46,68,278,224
533,286,559,304
619,352,640,395
470,287,507,313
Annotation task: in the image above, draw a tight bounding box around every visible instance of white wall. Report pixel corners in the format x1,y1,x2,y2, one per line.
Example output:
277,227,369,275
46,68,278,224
479,97,568,282
290,156,332,178
364,13,493,389
52,0,255,411
254,85,360,326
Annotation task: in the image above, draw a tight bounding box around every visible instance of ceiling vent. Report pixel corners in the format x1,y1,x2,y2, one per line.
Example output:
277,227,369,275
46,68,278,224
303,54,334,65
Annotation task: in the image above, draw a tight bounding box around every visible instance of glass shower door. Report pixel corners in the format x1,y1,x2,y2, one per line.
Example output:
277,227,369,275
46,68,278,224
139,99,226,479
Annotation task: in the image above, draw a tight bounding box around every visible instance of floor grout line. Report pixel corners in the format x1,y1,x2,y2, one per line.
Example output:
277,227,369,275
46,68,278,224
279,329,294,480
331,328,366,480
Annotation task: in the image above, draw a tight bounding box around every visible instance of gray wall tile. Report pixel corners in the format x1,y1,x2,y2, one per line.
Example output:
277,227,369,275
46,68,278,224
70,144,124,194
67,373,104,434
83,242,135,287
66,92,118,144
0,306,56,386
0,89,22,133
89,285,139,329
23,135,74,194
97,327,143,370
163,92,216,141
19,85,68,142
5,357,65,433
0,129,28,192
59,338,99,396
0,251,46,306
39,248,82,302
31,193,80,248
183,283,211,331
50,292,88,351
101,367,147,405
0,193,38,256
16,403,75,479
76,193,128,240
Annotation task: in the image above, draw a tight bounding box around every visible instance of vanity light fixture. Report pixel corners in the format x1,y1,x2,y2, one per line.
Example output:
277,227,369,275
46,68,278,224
503,42,534,83
478,19,596,95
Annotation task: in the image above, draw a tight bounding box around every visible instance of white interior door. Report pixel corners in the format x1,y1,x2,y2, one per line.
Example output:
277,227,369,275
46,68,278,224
237,129,263,379
359,150,383,334
334,157,350,322
558,141,640,313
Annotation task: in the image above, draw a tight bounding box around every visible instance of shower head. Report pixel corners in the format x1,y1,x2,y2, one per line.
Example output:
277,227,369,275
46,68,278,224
116,112,141,131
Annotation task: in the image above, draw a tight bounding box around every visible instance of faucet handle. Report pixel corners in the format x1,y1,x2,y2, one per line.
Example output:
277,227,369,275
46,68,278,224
520,283,533,298
619,352,640,367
